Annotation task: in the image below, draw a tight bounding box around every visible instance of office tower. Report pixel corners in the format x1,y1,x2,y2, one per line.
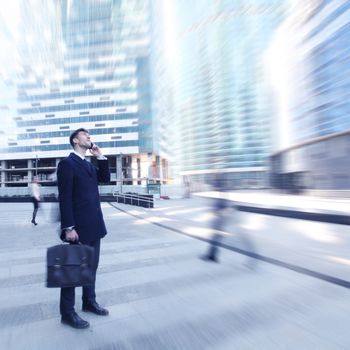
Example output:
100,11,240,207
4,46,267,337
0,0,166,188
269,0,350,190
151,0,286,187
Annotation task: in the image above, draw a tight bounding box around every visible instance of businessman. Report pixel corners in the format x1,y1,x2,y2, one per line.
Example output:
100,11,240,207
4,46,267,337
57,128,110,329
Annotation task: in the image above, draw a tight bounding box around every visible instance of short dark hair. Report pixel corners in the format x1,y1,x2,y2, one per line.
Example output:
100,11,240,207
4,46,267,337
69,128,89,148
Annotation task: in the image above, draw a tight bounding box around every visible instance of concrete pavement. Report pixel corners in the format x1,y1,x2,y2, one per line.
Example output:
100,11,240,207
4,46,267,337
195,191,350,224
0,200,350,349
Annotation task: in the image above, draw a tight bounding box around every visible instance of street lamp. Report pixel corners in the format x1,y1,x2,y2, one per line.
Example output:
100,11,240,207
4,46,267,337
35,154,39,177
119,152,123,193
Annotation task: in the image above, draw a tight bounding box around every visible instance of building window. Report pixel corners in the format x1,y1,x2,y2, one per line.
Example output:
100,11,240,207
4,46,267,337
45,114,55,118
19,100,135,114
59,126,70,130
40,140,50,144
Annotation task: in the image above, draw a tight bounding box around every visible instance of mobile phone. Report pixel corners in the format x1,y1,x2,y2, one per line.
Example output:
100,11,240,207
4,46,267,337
89,142,94,150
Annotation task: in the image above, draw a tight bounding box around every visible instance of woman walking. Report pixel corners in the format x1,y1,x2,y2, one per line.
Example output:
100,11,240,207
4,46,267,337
31,177,41,225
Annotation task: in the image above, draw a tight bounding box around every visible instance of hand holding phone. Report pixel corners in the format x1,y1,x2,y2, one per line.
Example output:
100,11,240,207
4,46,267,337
88,142,103,157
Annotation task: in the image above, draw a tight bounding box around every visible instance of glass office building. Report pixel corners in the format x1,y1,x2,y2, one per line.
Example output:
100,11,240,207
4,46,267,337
0,0,167,187
284,0,350,145
269,0,350,190
151,0,286,187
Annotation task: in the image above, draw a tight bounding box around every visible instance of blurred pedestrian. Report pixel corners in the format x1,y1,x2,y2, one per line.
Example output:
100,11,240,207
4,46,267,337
201,174,228,262
201,173,256,268
30,176,40,226
57,128,110,329
183,175,191,198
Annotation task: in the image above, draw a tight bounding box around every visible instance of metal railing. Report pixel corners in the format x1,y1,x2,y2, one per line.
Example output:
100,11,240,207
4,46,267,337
112,191,154,208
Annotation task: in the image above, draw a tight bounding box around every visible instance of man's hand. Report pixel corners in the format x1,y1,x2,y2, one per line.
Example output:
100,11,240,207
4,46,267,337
65,229,79,242
89,143,103,157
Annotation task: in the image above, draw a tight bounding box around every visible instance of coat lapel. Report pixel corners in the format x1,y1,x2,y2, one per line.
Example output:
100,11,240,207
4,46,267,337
69,153,92,176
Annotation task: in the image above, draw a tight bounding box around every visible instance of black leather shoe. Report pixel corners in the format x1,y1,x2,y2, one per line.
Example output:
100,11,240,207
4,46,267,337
61,312,90,329
82,301,109,316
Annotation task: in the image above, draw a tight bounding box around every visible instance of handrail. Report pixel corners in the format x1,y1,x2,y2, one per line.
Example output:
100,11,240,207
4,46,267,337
112,191,153,201
112,191,154,207
113,193,153,203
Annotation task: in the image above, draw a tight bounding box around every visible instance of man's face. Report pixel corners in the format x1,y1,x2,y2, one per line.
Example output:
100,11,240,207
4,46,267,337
74,131,92,149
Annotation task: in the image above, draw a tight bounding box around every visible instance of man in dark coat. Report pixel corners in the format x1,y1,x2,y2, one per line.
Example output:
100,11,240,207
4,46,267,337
57,128,110,329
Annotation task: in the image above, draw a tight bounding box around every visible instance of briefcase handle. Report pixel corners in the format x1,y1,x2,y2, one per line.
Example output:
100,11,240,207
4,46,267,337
61,240,82,245
60,228,82,244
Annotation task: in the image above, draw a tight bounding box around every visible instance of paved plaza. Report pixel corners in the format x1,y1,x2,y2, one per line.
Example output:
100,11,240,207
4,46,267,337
0,197,350,349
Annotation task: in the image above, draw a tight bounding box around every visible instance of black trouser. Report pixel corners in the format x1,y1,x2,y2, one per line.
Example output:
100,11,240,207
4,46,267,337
206,198,227,258
60,239,101,315
32,198,39,222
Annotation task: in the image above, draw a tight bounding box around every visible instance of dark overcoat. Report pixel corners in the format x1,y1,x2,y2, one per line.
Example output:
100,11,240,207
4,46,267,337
57,153,110,244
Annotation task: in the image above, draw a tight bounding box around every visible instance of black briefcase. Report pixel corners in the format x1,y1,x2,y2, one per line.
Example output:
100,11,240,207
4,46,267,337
46,243,95,288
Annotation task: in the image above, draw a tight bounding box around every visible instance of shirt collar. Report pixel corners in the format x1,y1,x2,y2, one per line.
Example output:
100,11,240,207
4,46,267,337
73,151,86,160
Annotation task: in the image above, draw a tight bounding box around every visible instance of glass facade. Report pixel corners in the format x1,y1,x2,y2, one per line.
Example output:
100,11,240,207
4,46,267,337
151,0,286,185
269,0,350,191
0,0,168,186
17,113,137,127
287,0,350,145
0,0,153,157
